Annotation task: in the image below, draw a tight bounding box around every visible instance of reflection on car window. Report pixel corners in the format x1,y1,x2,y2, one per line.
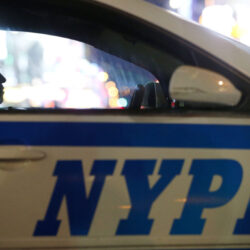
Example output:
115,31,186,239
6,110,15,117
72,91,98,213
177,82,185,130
0,30,157,109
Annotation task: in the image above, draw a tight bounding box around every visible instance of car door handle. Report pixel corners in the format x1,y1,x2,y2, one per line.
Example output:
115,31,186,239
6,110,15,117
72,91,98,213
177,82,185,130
0,147,46,162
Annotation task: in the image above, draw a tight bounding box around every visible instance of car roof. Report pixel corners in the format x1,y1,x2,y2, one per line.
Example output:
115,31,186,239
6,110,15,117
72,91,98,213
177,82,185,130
93,0,250,78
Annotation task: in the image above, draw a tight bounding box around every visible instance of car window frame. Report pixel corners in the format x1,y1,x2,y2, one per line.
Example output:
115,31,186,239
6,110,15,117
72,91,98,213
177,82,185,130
0,0,249,113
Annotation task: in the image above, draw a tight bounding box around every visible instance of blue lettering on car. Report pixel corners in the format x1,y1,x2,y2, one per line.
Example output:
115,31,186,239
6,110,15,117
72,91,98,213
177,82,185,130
234,199,250,235
170,159,243,235
34,160,116,236
116,159,183,235
33,159,247,236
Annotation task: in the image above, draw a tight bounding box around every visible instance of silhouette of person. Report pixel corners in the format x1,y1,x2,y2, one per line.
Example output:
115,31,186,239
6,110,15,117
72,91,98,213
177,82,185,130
0,73,6,104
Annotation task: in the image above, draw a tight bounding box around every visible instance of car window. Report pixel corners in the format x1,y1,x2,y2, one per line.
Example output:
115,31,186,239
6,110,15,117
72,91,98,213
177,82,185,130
0,30,158,109
0,0,248,112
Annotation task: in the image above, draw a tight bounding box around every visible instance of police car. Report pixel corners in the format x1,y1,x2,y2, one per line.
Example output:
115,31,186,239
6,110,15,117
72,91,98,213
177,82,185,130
0,0,249,249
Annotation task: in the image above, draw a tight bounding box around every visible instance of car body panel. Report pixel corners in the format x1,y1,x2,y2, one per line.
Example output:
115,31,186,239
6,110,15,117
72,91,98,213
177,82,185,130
0,114,249,249
0,1,249,249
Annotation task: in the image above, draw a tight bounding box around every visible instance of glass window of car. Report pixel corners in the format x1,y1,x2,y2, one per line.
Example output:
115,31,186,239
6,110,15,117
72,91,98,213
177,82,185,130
0,30,159,109
0,0,248,112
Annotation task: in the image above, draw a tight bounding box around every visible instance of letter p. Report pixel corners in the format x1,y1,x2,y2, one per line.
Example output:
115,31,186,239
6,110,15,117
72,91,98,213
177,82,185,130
170,159,243,235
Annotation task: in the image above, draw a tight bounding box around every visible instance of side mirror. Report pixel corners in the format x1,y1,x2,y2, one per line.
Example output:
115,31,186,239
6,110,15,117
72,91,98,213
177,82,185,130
169,66,242,106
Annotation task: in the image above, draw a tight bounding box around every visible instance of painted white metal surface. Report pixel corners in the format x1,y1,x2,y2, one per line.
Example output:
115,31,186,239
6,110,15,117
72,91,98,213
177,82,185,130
0,114,249,249
0,1,249,249
93,0,250,78
0,147,249,247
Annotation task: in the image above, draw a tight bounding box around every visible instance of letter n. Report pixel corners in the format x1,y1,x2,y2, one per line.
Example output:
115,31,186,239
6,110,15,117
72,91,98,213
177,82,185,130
33,160,115,236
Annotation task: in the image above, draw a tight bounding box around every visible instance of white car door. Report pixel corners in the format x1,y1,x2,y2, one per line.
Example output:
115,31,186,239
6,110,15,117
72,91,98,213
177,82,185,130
0,1,249,249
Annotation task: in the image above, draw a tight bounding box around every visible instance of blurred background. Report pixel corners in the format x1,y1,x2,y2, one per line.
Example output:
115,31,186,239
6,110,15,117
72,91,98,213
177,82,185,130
146,0,250,46
0,31,156,109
